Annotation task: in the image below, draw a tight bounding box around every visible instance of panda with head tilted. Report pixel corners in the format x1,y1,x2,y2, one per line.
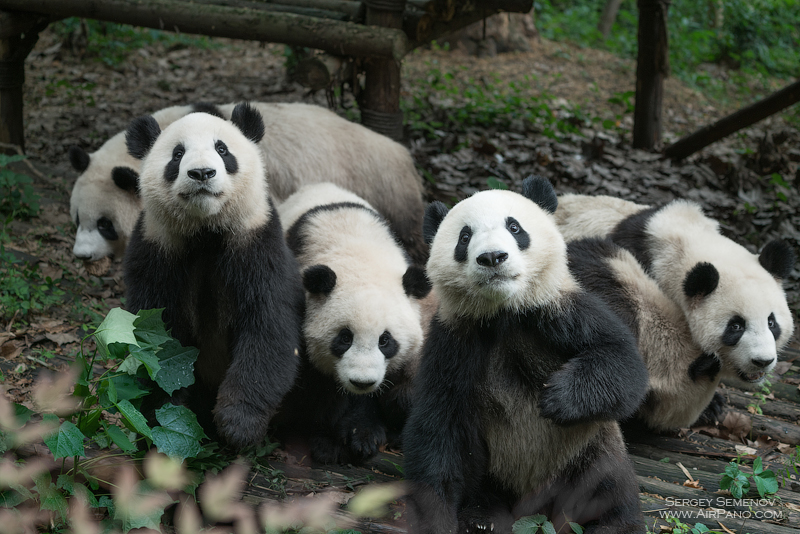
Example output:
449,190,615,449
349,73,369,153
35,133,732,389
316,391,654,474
556,194,795,426
122,103,305,451
403,177,648,534
272,183,433,464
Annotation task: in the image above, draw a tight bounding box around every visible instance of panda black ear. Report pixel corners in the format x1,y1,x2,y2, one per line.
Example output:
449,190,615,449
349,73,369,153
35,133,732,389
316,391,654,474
191,102,225,119
231,102,265,144
69,146,90,173
521,175,558,214
683,262,719,299
402,265,431,299
759,240,795,280
303,265,337,295
423,201,449,245
112,167,140,195
126,116,161,160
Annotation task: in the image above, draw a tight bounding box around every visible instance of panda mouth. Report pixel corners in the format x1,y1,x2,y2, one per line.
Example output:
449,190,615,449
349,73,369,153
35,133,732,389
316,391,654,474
737,370,766,383
179,190,223,199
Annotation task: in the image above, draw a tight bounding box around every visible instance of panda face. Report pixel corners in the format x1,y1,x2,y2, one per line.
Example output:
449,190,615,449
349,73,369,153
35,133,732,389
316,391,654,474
304,282,422,395
128,105,268,244
426,188,571,321
688,270,791,385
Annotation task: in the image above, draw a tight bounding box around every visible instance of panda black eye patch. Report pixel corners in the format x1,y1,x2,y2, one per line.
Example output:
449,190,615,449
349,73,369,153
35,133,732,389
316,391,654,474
215,140,238,174
97,217,118,241
722,315,746,346
768,312,781,341
331,328,354,358
506,217,530,250
379,331,399,359
164,144,184,183
454,226,472,263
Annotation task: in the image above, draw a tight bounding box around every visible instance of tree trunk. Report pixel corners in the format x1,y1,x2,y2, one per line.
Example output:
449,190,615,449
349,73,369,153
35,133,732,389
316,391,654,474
632,0,670,150
597,0,622,38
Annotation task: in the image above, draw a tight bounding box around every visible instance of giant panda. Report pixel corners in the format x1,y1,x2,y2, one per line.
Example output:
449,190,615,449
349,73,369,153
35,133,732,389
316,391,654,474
556,195,795,395
568,237,737,431
403,177,648,534
69,101,427,265
272,183,432,464
69,105,196,262
122,103,305,450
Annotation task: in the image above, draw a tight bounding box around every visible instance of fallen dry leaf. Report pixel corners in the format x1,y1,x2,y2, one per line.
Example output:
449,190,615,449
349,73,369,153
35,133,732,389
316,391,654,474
84,257,112,277
44,331,79,346
0,341,23,360
735,444,758,456
773,361,792,375
720,411,752,441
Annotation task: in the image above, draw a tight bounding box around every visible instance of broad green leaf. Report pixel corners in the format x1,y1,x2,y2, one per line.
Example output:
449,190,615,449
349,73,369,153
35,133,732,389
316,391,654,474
151,404,206,461
94,308,138,359
77,408,103,437
541,521,557,534
756,471,778,496
129,345,161,380
719,475,732,490
114,491,171,532
155,339,198,395
43,420,86,459
569,523,584,534
115,399,153,440
133,308,173,348
753,456,763,475
513,515,546,534
99,373,149,406
105,423,137,453
118,354,143,375
33,472,69,523
12,403,33,426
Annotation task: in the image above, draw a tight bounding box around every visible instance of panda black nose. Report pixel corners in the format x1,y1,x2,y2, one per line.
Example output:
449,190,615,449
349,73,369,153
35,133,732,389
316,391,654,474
187,168,216,182
751,357,775,369
476,251,508,267
350,379,377,390
74,253,92,261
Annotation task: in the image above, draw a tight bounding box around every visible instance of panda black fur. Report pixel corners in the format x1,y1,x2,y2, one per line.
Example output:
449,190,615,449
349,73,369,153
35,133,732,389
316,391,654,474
403,177,648,534
272,183,432,463
123,103,305,450
556,194,795,405
567,238,731,430
69,101,427,265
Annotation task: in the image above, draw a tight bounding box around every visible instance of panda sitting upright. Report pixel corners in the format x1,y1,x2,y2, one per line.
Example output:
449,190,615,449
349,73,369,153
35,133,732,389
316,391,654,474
123,103,305,450
273,183,432,463
403,176,648,534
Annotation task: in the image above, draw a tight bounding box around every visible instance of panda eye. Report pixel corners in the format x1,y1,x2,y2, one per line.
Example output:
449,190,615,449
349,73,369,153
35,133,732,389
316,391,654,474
768,317,775,328
172,148,184,161
508,222,520,234
97,218,112,231
379,331,391,347
731,323,742,331
340,329,353,345
215,141,228,156
459,232,471,245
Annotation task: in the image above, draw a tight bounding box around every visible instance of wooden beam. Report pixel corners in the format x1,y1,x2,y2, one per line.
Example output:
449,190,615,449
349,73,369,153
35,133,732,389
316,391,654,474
664,78,800,160
191,0,365,22
0,0,409,60
632,0,670,150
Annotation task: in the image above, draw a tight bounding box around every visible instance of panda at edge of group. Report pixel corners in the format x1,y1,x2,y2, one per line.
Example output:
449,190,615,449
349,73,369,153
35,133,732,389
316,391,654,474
567,237,734,431
122,102,305,451
554,193,796,422
271,183,434,464
402,176,649,534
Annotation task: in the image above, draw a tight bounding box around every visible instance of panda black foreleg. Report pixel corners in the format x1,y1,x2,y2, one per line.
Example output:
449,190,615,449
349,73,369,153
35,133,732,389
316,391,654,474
694,391,727,426
332,394,387,463
458,478,515,534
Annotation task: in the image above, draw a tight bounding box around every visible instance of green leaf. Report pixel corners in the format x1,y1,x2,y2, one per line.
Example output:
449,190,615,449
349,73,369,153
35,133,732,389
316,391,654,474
115,399,153,440
77,408,103,437
12,403,33,426
753,456,763,475
105,423,137,453
32,472,69,523
99,373,149,406
129,345,161,380
541,520,557,534
719,475,732,490
513,515,547,534
755,471,778,496
43,420,86,459
154,339,198,395
118,353,143,375
94,308,139,359
569,523,584,534
151,404,207,461
133,308,173,348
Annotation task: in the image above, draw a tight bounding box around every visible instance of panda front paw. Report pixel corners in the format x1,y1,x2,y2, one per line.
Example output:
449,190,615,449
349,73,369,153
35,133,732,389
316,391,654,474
458,506,513,534
213,400,272,451
538,363,589,425
694,391,727,426
309,435,344,464
342,421,387,463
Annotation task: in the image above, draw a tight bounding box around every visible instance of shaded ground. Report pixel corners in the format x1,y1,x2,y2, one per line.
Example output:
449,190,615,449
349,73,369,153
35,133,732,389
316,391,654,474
3,25,800,533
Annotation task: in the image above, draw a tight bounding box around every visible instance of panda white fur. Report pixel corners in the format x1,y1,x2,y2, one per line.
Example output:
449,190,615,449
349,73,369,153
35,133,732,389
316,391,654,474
568,238,736,431
403,177,648,534
554,193,647,243
272,183,431,463
69,102,427,265
557,194,795,393
122,103,305,451
69,105,195,261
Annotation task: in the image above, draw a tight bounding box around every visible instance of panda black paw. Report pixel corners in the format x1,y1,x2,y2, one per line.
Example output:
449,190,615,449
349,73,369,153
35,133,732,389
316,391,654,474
309,435,344,464
343,422,387,463
213,401,272,452
694,392,727,426
538,362,590,425
458,506,513,534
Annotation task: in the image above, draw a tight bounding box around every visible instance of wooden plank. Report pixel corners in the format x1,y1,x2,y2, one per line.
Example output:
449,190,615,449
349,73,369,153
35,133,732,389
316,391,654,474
723,389,800,423
0,0,409,60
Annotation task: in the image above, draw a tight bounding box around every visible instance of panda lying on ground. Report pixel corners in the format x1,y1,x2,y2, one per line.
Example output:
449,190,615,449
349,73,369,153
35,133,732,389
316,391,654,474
403,177,648,534
69,101,428,265
272,183,432,464
123,103,305,450
556,194,795,426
